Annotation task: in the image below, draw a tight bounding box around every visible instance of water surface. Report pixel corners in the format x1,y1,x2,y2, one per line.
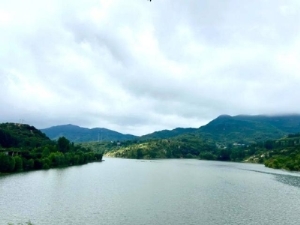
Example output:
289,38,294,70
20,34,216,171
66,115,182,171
1,158,300,225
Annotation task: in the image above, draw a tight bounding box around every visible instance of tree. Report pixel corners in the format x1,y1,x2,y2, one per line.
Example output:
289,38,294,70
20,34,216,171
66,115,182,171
218,149,231,161
57,137,70,153
199,152,215,160
14,156,23,172
136,149,143,159
42,147,50,157
264,140,274,150
0,153,15,172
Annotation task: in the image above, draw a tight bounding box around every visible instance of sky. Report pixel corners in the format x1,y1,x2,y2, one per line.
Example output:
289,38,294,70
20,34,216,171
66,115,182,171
1,0,300,136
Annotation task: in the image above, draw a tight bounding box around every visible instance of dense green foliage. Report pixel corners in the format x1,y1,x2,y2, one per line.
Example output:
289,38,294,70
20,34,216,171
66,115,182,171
37,114,300,171
141,114,300,144
139,128,198,140
40,124,137,142
241,134,300,171
40,115,300,145
105,134,211,159
235,115,300,134
52,115,300,171
0,123,52,148
78,141,115,153
201,133,300,171
0,123,103,174
104,131,300,171
198,115,287,144
104,134,248,162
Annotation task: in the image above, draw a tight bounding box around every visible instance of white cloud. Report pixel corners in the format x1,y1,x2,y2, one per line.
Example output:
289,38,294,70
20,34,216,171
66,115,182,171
1,0,300,135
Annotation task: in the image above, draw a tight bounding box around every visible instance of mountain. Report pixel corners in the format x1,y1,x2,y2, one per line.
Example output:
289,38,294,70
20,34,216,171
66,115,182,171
0,123,103,174
234,114,300,134
197,114,300,144
40,114,300,145
140,127,197,140
40,124,137,143
105,133,215,159
139,114,300,144
0,123,52,148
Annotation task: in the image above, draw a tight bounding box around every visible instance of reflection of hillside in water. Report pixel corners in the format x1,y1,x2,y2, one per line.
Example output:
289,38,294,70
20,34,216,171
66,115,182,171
243,168,300,188
275,174,300,188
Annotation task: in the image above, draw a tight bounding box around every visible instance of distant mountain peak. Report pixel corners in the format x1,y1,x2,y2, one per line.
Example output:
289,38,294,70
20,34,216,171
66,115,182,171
216,114,232,119
199,114,300,144
40,124,137,143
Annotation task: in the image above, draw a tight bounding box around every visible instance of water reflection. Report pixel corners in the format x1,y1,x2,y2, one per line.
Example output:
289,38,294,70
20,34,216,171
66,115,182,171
275,174,300,188
2,159,300,225
244,168,300,188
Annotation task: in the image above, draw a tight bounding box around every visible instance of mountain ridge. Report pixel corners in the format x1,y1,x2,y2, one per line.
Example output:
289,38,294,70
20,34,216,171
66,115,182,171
40,114,300,144
40,124,137,143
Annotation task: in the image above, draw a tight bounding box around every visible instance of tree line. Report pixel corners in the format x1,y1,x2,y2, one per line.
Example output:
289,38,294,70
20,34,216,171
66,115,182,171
103,132,300,171
0,136,103,174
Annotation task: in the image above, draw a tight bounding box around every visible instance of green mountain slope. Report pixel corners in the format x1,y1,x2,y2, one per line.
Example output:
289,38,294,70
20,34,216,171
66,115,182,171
138,114,300,144
0,123,103,174
105,133,215,159
103,115,300,171
235,114,300,134
140,127,197,140
40,115,300,145
242,133,300,171
40,124,137,142
0,123,52,148
104,131,300,171
198,114,300,144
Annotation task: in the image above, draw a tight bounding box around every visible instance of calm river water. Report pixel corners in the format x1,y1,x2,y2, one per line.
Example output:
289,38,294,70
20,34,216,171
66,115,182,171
1,158,300,225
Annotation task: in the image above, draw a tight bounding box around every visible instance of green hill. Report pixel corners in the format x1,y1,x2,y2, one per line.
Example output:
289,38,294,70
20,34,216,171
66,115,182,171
105,133,215,159
242,133,300,171
138,114,300,145
40,124,137,143
36,114,300,171
235,114,300,134
0,123,103,174
104,131,300,171
40,115,300,145
103,114,300,171
0,123,52,148
198,114,300,144
140,127,197,140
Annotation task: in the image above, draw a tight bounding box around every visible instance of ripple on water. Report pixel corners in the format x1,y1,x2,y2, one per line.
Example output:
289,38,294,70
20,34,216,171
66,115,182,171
1,159,300,225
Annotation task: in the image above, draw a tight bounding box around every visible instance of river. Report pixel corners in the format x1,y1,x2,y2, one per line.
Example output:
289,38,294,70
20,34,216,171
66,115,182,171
1,158,300,225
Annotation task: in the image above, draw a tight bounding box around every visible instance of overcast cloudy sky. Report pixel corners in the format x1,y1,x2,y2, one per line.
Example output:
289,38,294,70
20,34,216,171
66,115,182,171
1,0,300,135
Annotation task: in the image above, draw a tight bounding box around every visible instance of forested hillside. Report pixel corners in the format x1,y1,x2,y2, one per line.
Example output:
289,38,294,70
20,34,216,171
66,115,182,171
35,114,300,172
40,115,300,145
104,132,300,171
0,123,103,174
105,134,216,159
40,124,137,142
140,128,198,140
243,134,300,171
197,114,300,144
0,123,52,148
